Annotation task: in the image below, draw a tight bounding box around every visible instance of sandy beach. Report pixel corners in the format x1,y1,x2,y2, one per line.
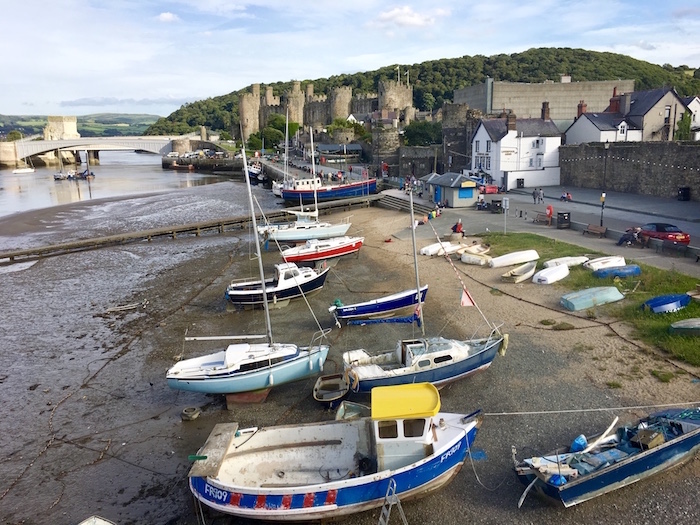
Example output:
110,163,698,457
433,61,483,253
0,183,698,525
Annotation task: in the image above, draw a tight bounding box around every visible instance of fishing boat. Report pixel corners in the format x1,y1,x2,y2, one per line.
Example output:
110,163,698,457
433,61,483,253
460,252,492,266
513,407,700,508
560,286,625,311
583,256,626,271
281,177,377,204
187,383,483,521
501,261,537,283
329,286,429,326
641,293,691,314
341,191,508,392
247,161,265,185
225,261,330,308
592,264,641,279
312,372,351,408
532,264,570,284
488,250,539,268
543,256,589,268
166,146,330,396
669,318,700,336
281,236,364,263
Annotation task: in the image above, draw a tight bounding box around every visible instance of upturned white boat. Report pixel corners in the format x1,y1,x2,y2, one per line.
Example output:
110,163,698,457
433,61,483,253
488,250,539,268
543,256,589,268
669,318,700,336
420,241,461,256
501,261,537,283
533,264,570,284
583,256,626,271
460,253,492,266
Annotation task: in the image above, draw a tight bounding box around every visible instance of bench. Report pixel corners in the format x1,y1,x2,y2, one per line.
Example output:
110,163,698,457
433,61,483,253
533,213,549,224
582,224,607,238
658,240,688,257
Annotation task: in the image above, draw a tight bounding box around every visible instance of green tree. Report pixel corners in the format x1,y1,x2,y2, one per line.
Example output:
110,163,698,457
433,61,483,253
247,133,262,151
7,130,22,141
403,121,442,146
675,111,691,140
423,92,435,111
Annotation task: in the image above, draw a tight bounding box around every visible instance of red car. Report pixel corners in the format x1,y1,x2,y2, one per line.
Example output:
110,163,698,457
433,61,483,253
640,223,691,245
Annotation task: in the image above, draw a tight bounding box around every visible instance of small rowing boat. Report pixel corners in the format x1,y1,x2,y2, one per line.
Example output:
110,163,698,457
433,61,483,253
501,261,537,283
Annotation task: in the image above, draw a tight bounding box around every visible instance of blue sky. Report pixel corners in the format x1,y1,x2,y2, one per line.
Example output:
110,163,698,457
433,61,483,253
2,1,699,117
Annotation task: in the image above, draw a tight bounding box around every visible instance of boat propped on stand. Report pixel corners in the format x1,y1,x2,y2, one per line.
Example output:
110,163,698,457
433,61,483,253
187,383,483,521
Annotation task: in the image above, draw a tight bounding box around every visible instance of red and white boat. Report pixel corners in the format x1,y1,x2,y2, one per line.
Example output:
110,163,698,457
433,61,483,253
281,236,364,263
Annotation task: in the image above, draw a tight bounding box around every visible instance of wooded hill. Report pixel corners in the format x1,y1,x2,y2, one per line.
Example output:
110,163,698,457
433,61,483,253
145,47,700,136
0,113,160,137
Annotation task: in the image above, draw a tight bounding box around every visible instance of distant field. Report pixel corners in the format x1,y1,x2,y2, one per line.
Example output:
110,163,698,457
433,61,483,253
0,113,160,137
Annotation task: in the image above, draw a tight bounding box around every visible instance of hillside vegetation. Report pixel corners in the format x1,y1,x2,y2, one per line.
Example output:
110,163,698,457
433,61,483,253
0,113,160,138
144,47,700,136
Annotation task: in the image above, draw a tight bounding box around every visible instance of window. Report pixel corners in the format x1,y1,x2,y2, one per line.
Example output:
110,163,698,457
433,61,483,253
475,140,480,153
403,419,426,438
485,157,491,170
619,123,626,135
664,105,671,124
378,420,398,439
529,158,534,167
486,140,491,153
537,157,543,168
417,359,431,368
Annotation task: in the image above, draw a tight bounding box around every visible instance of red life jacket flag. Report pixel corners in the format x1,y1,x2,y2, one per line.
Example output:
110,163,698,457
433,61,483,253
460,289,475,307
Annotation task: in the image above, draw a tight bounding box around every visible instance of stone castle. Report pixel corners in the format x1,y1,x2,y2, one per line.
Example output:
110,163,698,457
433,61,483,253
239,80,414,140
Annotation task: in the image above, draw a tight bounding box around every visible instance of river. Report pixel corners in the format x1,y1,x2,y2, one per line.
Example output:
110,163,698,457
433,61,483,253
0,151,232,220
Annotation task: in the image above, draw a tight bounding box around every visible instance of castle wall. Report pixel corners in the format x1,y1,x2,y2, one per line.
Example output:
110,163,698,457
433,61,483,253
560,141,700,201
239,84,260,141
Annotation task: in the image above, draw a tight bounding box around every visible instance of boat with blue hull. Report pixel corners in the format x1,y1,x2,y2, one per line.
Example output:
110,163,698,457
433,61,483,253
593,264,641,279
642,293,691,314
187,383,482,521
329,285,428,326
281,178,377,204
514,407,700,508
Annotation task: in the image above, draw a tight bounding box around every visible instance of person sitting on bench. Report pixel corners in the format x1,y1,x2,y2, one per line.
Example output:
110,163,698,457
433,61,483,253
616,227,642,246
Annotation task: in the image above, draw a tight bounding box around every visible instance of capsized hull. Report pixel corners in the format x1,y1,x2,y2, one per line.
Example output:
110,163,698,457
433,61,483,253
642,293,691,314
560,287,624,311
488,250,539,268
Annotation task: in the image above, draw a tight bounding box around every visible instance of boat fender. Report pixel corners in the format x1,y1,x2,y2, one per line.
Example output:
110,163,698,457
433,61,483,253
570,434,588,452
268,374,274,386
548,474,567,486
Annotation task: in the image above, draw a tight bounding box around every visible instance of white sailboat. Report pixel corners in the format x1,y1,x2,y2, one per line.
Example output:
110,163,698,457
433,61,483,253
258,127,351,242
166,143,330,396
12,156,35,174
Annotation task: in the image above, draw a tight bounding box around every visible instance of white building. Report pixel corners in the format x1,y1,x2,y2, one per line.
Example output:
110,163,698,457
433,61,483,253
682,96,700,141
470,106,562,191
565,111,642,145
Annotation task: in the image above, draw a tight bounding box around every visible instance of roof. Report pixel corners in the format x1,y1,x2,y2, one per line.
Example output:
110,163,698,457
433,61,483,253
315,143,363,153
371,383,440,420
419,172,442,183
480,118,562,142
626,87,679,117
575,112,640,131
430,172,477,188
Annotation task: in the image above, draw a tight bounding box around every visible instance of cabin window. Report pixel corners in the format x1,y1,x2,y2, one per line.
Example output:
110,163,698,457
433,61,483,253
378,420,398,439
403,419,426,438
417,359,431,368
434,355,453,364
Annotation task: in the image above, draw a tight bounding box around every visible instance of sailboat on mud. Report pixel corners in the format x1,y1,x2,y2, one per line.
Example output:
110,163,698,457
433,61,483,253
166,145,331,396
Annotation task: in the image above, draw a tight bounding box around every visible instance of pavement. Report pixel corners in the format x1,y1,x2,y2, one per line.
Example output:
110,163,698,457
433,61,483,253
384,185,700,279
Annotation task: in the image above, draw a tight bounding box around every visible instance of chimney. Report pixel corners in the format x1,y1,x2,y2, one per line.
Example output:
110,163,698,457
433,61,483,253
620,93,631,115
506,112,517,131
609,88,620,113
577,100,587,117
541,101,550,121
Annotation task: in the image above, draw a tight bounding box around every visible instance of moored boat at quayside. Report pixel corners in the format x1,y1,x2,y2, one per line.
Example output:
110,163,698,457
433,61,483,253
187,383,483,521
281,177,377,204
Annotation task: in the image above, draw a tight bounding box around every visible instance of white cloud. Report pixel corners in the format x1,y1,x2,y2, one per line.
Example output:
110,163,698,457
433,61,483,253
157,12,180,23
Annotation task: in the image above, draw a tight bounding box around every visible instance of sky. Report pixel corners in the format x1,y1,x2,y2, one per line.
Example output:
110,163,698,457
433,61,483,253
2,1,700,117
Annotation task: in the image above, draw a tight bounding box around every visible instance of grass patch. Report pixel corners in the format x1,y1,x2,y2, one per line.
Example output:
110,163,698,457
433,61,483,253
650,370,675,383
606,381,622,388
540,319,556,326
480,232,700,367
552,322,575,331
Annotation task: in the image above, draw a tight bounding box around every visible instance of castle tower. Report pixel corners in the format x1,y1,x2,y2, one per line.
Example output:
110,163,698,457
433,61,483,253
330,86,353,121
239,84,261,141
287,81,305,126
43,116,80,140
378,79,413,112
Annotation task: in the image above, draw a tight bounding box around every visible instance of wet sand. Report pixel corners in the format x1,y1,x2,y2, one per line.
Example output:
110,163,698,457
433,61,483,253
0,183,698,525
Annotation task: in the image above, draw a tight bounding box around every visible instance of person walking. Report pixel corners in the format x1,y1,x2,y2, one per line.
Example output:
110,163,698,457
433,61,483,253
538,188,544,204
545,204,554,226
532,189,537,204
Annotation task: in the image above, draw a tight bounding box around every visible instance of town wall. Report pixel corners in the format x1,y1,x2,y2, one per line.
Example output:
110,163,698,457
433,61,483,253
352,93,378,116
560,141,700,201
398,145,441,179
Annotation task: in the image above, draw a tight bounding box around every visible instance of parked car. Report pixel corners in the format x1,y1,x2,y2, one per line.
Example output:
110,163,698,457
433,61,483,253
640,223,691,245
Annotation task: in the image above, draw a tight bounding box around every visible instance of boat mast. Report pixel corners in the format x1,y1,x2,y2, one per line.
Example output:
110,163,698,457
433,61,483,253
241,139,274,344
409,191,425,334
310,127,319,215
284,106,289,183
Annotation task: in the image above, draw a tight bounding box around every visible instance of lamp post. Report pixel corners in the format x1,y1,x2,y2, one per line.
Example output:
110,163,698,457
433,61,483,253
603,142,610,190
600,192,606,227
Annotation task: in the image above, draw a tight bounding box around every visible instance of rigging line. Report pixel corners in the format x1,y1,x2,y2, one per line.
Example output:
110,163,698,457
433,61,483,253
483,400,700,417
466,434,509,492
425,220,494,330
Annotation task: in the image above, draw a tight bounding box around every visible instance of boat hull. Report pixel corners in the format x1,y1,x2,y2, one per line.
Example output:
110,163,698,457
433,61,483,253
583,256,626,271
592,264,641,279
330,286,428,321
282,237,364,263
488,250,539,268
226,267,330,307
533,264,569,284
167,347,329,394
281,179,377,203
501,261,537,283
642,293,691,314
188,419,478,521
263,223,352,242
669,318,700,336
560,286,625,311
543,256,589,268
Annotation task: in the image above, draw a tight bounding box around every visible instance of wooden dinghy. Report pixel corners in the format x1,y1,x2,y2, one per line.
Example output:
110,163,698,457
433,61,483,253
543,256,589,268
560,286,625,311
592,264,641,279
669,318,700,336
459,243,491,256
583,256,626,271
312,372,351,408
488,250,540,268
532,264,570,284
642,294,691,314
501,261,537,283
